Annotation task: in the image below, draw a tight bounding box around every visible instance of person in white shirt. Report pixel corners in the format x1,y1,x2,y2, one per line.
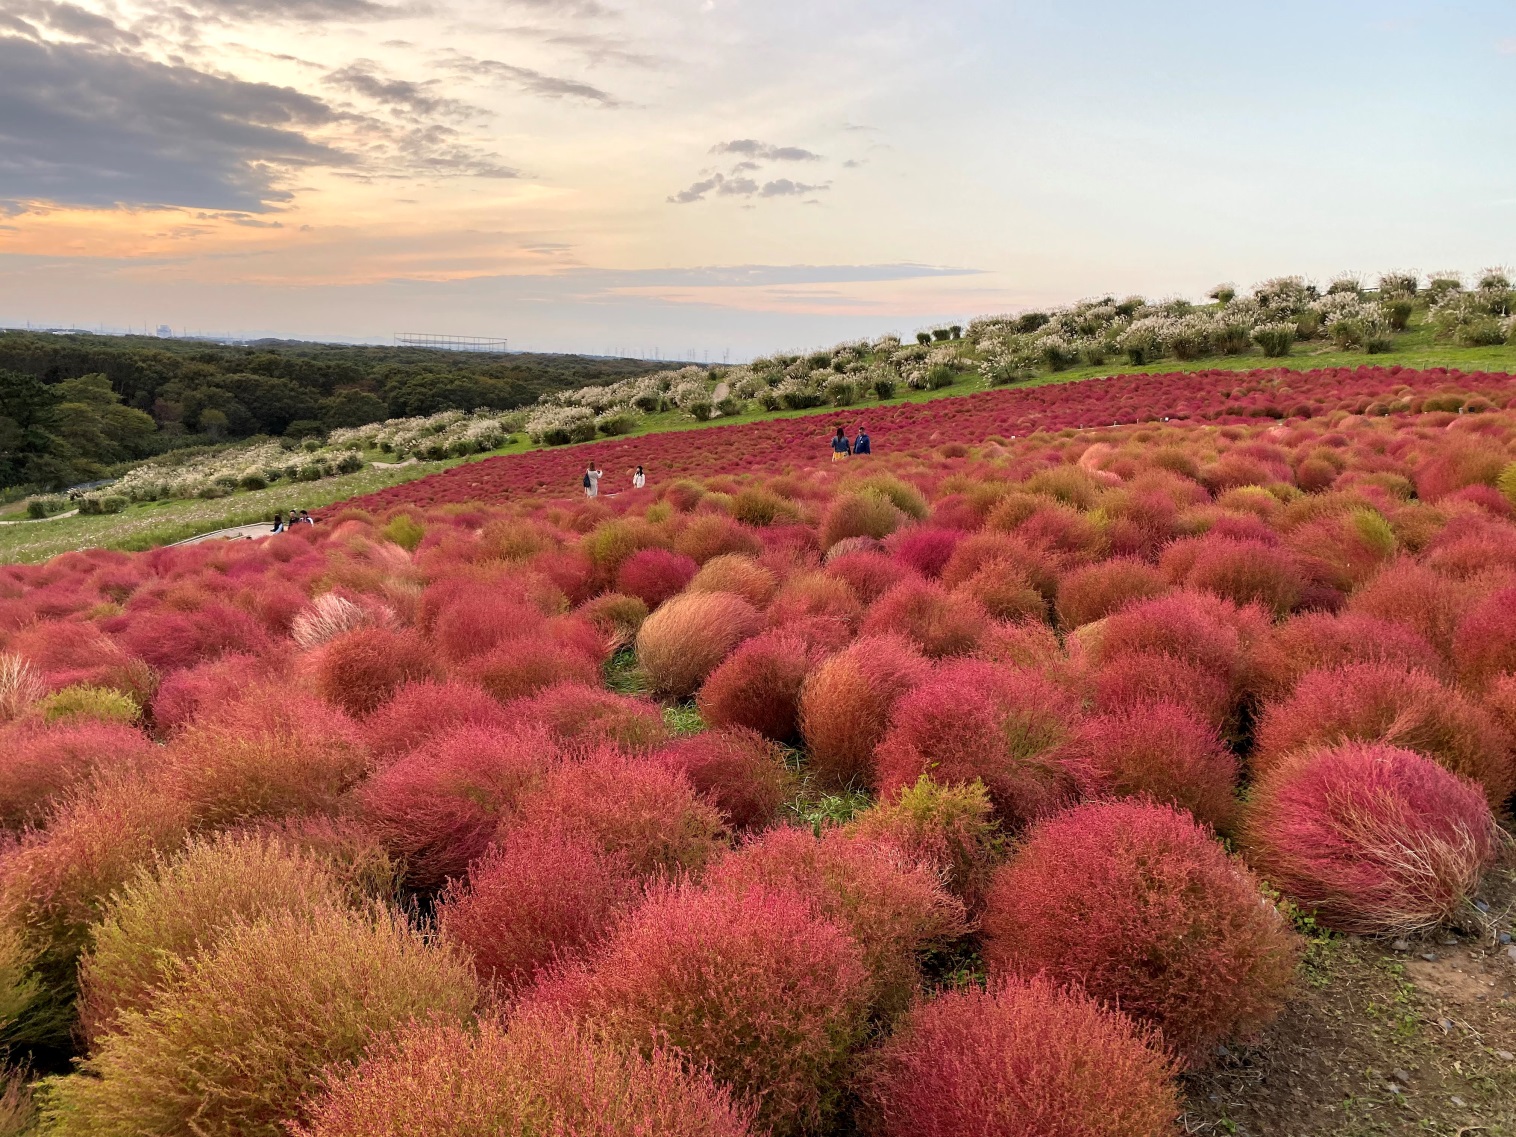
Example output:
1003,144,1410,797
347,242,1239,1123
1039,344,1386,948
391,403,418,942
632,465,646,489
584,464,603,497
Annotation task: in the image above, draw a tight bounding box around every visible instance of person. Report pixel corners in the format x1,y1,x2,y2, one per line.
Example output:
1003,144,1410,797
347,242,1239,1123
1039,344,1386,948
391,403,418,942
831,425,852,462
300,510,315,525
270,512,285,534
632,465,646,490
585,463,603,498
854,425,871,455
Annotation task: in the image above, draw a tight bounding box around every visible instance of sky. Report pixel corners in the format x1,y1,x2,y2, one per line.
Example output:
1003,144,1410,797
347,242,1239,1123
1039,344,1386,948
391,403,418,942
0,0,1513,359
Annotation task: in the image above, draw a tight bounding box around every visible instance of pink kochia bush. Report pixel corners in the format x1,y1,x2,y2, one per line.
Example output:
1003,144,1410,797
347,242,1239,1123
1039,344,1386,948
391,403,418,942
1058,702,1239,833
656,728,796,832
875,660,1079,827
505,683,668,750
293,1012,755,1137
1242,743,1500,934
696,628,824,744
981,800,1300,1062
0,719,155,831
358,725,550,890
529,883,870,1137
616,548,700,608
438,829,640,995
1252,662,1515,806
860,579,987,658
636,591,762,697
312,627,436,717
860,976,1179,1137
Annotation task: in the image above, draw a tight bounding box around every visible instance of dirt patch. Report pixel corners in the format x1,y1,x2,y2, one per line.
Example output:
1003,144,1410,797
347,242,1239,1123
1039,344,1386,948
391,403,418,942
1179,856,1516,1136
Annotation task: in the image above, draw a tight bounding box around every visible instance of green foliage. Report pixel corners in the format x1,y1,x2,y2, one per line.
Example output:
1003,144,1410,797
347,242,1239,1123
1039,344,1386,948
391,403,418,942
379,513,424,551
39,686,141,726
662,703,706,737
24,497,68,520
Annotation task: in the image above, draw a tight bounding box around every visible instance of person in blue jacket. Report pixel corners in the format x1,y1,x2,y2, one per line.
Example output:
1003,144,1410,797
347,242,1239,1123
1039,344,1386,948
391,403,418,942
853,425,871,455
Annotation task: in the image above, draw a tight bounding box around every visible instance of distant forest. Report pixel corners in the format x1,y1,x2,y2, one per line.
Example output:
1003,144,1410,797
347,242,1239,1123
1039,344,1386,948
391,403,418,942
0,332,676,491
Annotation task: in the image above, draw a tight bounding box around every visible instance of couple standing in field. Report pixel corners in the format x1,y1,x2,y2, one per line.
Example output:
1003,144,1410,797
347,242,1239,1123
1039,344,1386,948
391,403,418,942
831,424,872,461
584,463,646,498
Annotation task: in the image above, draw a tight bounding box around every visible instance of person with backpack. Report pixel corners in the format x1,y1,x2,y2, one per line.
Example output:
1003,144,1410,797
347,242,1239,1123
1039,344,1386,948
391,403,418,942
584,464,603,498
831,425,852,462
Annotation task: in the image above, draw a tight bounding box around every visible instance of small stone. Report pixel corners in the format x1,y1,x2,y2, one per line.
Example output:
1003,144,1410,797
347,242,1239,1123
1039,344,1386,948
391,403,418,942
1497,1050,1515,1061
1507,945,1516,962
1421,952,1438,962
1391,939,1411,952
1387,1083,1403,1094
1440,1018,1456,1032
1393,1069,1412,1084
1452,1095,1466,1106
1439,935,1458,946
1215,1044,1232,1060
1474,899,1490,913
1501,932,1512,945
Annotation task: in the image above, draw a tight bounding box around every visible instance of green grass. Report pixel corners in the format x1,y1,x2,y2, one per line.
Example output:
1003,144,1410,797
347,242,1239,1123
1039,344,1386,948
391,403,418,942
4,316,1514,565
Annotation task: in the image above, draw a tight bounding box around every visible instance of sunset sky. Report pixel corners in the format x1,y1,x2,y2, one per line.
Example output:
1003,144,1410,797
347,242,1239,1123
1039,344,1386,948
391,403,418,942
1,0,1513,357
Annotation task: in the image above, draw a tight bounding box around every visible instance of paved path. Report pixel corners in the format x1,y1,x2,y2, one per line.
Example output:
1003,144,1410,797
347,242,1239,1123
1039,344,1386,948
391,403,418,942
170,522,277,546
0,509,80,526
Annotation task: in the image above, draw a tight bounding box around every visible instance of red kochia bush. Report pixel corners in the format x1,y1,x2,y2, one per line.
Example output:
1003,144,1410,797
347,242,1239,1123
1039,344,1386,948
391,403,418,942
293,1013,754,1137
889,526,963,578
464,638,599,703
1242,743,1500,934
825,550,914,604
861,977,1179,1137
875,660,1078,827
1088,650,1235,733
637,591,762,697
861,579,988,658
1177,536,1302,617
358,725,551,890
616,548,700,608
0,720,155,830
313,627,437,717
706,826,966,1018
512,748,727,877
531,883,869,1137
1092,590,1252,700
505,682,668,751
361,678,514,765
1059,702,1239,833
656,728,796,831
1252,662,1515,806
150,651,284,734
1054,557,1167,628
1249,611,1443,700
981,800,1300,1061
1348,559,1470,657
697,628,823,743
765,572,865,633
113,601,274,674
438,829,639,993
798,634,931,790
430,594,546,662
1453,585,1516,690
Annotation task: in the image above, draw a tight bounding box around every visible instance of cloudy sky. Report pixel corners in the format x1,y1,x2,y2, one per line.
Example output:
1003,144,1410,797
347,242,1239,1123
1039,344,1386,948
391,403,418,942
0,0,1513,357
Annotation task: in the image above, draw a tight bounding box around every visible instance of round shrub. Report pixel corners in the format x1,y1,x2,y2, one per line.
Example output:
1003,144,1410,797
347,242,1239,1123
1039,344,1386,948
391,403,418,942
862,579,988,658
825,550,915,605
1059,702,1239,832
798,634,931,791
656,728,796,831
688,554,777,607
941,532,1059,602
77,833,347,1044
165,696,369,828
1252,662,1514,806
673,514,762,564
464,639,599,704
576,592,649,652
981,800,1300,1061
151,652,284,735
1453,584,1516,690
819,491,904,552
888,526,963,578
1348,559,1469,656
38,685,140,726
616,548,700,609
1178,536,1302,617
530,883,869,1137
359,725,551,891
846,776,1000,911
875,660,1078,827
512,748,727,877
430,594,547,663
41,905,478,1137
1241,743,1500,935
1250,611,1443,700
765,571,865,633
860,976,1179,1137
1092,590,1252,701
361,679,513,765
1055,557,1167,628
1088,650,1235,733
313,627,437,717
637,592,762,698
438,829,640,995
505,683,668,751
707,826,966,1018
0,720,154,831
950,559,1048,623
293,1012,754,1137
696,628,823,743
113,601,274,675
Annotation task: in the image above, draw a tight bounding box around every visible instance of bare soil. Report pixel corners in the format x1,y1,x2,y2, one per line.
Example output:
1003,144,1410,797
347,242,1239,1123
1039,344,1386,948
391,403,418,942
1180,852,1516,1136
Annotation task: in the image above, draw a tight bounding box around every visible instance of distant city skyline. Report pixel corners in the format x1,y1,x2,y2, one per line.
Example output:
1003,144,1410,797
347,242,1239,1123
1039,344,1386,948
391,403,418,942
1,1,1513,357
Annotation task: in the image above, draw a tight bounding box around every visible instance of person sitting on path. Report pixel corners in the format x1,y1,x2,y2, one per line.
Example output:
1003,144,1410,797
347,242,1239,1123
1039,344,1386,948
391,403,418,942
853,425,871,455
584,464,603,498
270,512,285,534
831,426,852,462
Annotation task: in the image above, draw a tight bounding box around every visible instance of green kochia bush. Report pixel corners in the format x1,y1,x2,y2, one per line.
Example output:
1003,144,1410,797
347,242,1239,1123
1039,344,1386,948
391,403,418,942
40,905,479,1137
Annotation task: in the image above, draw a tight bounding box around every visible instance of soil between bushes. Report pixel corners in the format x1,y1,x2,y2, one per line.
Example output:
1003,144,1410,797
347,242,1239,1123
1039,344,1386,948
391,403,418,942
1180,849,1516,1135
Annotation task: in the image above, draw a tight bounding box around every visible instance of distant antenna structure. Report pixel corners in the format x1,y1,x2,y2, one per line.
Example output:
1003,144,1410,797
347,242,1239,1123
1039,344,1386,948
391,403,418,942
395,333,509,353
